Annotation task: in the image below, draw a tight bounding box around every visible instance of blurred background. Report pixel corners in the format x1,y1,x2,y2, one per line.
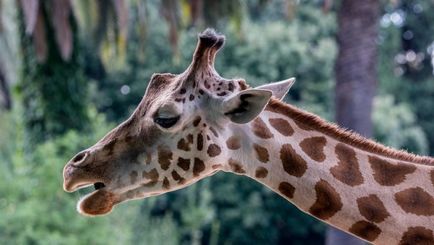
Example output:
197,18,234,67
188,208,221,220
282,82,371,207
0,0,433,244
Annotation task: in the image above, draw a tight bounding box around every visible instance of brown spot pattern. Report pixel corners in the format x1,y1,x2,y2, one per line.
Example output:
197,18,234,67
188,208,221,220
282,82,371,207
142,169,159,181
293,119,312,131
193,158,205,176
172,172,183,183
330,143,364,186
193,116,201,127
177,157,190,171
158,145,173,170
251,118,273,139
278,182,295,199
299,136,327,162
308,179,343,220
369,155,417,186
280,144,307,177
228,158,246,174
197,132,204,151
209,127,219,137
269,118,294,136
255,167,268,178
130,171,138,184
394,187,434,216
228,83,234,91
356,194,390,223
162,177,170,189
253,144,269,163
172,170,182,181
399,226,434,245
207,144,221,157
187,134,194,143
177,138,190,151
264,99,434,165
226,136,241,150
348,221,381,242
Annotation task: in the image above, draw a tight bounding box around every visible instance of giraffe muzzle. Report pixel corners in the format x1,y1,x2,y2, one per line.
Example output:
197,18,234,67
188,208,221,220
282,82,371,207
63,152,120,216
63,163,101,192
63,150,108,192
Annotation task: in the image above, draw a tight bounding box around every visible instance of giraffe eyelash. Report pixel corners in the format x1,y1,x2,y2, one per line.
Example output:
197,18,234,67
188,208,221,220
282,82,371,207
154,116,180,128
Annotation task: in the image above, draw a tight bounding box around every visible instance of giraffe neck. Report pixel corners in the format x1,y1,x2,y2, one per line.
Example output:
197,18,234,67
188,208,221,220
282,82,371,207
227,98,434,244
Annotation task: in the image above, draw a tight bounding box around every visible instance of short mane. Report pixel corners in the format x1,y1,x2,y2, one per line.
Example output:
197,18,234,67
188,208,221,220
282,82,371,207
266,98,434,166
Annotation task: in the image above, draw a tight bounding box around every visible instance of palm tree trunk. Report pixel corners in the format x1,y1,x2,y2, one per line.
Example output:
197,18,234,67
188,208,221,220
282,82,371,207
330,0,380,244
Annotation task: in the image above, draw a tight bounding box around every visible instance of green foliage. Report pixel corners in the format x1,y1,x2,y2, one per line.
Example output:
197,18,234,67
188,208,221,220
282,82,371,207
378,3,434,154
208,173,325,245
373,95,428,155
1,109,106,244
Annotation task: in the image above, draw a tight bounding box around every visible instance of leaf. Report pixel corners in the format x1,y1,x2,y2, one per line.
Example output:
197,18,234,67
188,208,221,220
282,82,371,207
112,0,128,40
161,0,180,59
51,0,73,61
70,0,98,36
33,6,47,63
19,0,39,35
94,0,110,47
112,0,128,62
180,0,191,26
136,0,148,43
188,0,203,27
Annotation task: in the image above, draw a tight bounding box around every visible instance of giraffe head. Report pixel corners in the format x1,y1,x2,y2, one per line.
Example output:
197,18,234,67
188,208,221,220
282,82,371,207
63,29,294,216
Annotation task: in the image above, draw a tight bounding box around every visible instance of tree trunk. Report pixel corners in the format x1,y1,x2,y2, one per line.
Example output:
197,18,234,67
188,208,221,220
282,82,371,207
18,1,90,148
329,0,380,244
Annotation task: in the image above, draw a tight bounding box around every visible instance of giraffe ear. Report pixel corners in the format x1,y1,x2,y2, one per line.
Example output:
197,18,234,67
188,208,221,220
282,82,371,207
222,89,272,124
255,78,295,100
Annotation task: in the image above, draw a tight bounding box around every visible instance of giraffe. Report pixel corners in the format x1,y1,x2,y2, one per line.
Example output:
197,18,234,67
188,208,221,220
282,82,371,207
63,29,434,244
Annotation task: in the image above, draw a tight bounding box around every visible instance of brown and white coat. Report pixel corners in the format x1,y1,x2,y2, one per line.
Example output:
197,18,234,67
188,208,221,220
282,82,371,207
63,29,434,245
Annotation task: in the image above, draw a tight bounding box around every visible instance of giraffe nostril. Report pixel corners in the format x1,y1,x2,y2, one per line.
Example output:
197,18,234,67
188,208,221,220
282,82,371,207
94,182,106,190
71,151,88,164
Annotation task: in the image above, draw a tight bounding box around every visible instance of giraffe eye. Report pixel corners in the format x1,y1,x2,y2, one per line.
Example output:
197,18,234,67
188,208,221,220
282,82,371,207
154,116,180,128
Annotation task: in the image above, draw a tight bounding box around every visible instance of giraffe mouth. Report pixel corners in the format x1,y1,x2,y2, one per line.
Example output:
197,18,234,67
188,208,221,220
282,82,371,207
77,188,118,216
67,180,121,216
63,163,120,216
67,181,119,216
64,179,107,193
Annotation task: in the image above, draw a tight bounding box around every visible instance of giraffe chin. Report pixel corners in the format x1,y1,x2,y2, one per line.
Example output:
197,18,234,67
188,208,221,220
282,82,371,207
77,189,118,216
